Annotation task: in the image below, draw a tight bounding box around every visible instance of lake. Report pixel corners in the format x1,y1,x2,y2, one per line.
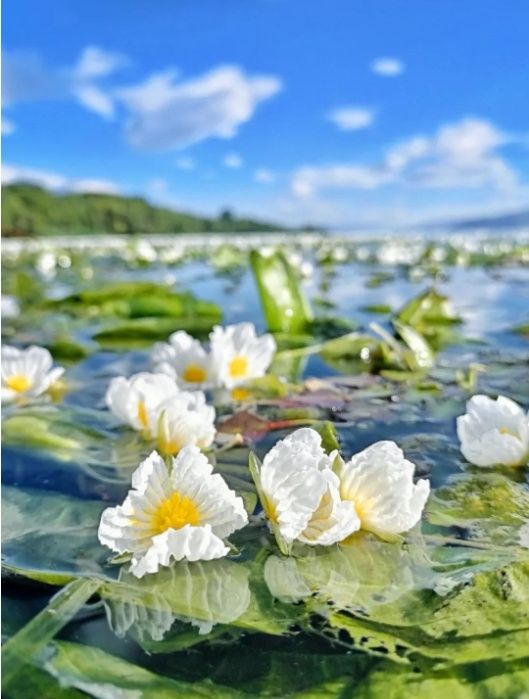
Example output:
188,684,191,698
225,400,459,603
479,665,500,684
2,231,529,698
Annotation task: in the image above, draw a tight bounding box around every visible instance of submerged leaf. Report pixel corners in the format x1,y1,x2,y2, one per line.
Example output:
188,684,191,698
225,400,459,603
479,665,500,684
2,486,107,582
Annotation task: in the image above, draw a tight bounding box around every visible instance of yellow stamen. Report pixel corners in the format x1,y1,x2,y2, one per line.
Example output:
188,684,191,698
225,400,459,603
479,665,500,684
231,387,251,402
340,487,372,526
302,490,334,541
263,496,279,524
6,374,32,393
500,426,520,440
229,355,248,379
182,364,207,383
151,492,201,534
137,400,149,429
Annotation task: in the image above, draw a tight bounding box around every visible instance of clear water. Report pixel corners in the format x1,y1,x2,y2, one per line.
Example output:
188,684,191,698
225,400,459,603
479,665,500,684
2,233,529,697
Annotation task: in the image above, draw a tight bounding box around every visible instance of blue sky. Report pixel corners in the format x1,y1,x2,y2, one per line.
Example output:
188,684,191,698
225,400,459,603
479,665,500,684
3,0,529,227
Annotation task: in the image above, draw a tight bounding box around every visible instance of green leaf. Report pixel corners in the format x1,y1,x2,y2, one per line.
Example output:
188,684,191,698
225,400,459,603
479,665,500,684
396,288,460,348
2,664,86,699
38,640,246,699
250,249,313,333
312,420,340,453
2,486,107,582
352,662,529,699
393,320,435,370
94,316,220,348
427,472,529,548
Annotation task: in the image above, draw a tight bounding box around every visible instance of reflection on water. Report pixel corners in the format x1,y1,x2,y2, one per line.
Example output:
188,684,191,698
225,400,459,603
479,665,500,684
103,560,251,640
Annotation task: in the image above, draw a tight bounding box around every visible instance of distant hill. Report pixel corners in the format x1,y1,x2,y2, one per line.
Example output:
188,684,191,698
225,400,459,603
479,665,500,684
1,183,288,236
448,209,529,231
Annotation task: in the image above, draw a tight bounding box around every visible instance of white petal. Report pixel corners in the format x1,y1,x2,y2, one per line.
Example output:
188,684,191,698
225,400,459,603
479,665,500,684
457,394,529,467
210,323,276,388
1,387,17,403
338,441,430,536
131,450,171,495
156,391,216,454
129,525,229,578
105,377,134,423
297,467,360,546
170,445,249,538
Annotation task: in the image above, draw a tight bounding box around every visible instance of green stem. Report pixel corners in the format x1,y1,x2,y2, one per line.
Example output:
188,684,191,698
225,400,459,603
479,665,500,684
2,577,101,691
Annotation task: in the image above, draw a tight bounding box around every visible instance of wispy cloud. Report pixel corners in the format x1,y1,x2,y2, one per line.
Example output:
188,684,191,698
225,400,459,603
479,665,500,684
72,84,115,119
175,157,195,170
327,106,375,131
72,46,128,81
2,46,126,120
2,163,120,194
254,168,276,183
1,118,16,135
224,153,243,169
370,57,404,77
291,118,517,198
117,66,282,151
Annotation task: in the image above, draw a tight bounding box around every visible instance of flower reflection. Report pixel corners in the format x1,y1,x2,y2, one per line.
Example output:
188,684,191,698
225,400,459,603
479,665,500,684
102,558,251,641
264,532,415,611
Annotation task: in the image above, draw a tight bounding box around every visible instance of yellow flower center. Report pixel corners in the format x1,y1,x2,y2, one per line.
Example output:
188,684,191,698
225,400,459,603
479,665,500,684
231,387,251,402
182,364,207,383
340,487,372,527
263,495,279,524
137,400,149,429
6,374,32,393
302,490,334,541
500,426,519,440
229,355,248,379
151,492,201,534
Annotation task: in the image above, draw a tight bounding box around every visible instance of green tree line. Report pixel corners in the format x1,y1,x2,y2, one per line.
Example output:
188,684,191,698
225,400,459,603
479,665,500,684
1,184,286,236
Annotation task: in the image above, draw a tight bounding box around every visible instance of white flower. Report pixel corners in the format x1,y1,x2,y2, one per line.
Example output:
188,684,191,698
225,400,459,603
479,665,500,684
210,323,276,389
98,448,248,577
457,395,529,467
252,428,360,551
1,295,20,319
151,331,212,389
105,372,180,438
1,345,64,404
156,390,216,456
335,441,430,537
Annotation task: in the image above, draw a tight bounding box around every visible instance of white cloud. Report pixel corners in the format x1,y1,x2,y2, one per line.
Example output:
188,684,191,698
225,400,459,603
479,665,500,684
2,118,16,135
2,163,120,194
370,57,404,77
70,179,120,194
73,85,115,119
254,168,276,183
327,107,375,131
224,153,243,169
175,157,195,170
292,165,389,197
117,65,282,151
291,118,517,198
2,164,68,190
73,46,127,80
2,46,125,119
